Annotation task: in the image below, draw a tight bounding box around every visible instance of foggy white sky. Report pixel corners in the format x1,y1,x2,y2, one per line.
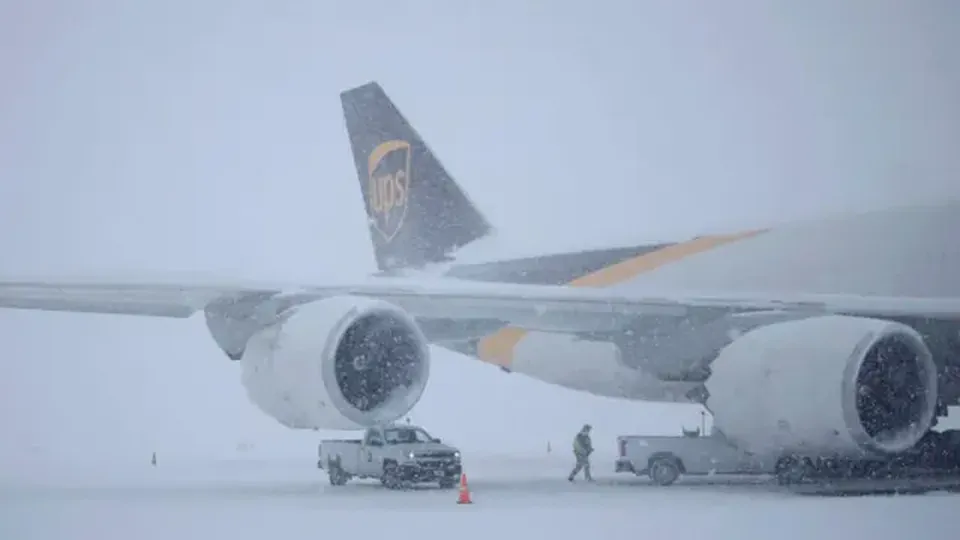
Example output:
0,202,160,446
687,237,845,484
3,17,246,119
1,1,958,468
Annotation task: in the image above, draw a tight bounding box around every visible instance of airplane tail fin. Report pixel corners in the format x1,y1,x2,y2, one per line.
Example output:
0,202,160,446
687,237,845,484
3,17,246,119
340,81,492,272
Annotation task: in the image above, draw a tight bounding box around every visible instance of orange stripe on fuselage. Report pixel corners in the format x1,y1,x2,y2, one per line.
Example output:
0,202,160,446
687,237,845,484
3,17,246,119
476,228,767,367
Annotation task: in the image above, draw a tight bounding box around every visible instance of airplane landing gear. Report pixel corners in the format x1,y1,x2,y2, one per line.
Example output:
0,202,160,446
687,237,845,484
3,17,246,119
775,429,960,494
775,455,812,486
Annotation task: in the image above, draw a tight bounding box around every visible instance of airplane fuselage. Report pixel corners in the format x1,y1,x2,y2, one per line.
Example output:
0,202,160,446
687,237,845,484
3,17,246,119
434,200,960,407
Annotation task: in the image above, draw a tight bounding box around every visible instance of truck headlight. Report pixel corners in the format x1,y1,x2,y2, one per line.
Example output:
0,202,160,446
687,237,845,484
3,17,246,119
407,451,416,460
454,452,461,460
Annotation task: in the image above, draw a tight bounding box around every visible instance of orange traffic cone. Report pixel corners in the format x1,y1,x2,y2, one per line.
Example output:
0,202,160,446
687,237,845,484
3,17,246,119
456,473,473,504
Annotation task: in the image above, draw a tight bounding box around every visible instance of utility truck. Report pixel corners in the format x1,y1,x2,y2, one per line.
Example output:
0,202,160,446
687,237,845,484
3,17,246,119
318,424,463,489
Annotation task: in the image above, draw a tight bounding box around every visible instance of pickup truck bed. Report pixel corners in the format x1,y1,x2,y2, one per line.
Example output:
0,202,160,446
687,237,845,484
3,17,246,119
317,440,364,479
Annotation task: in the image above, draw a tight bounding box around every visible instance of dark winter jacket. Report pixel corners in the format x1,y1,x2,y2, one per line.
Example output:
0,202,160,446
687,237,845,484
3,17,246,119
573,432,593,457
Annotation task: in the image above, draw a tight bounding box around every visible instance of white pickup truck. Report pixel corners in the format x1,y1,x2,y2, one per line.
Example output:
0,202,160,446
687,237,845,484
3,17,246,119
614,430,777,486
317,424,463,489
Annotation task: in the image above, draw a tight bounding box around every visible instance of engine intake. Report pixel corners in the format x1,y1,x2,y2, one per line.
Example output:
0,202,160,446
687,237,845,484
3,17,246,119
853,332,930,449
333,310,424,414
706,315,938,459
240,296,430,430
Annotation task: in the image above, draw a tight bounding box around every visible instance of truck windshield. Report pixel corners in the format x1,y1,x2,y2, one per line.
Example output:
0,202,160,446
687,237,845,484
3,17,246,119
383,427,433,444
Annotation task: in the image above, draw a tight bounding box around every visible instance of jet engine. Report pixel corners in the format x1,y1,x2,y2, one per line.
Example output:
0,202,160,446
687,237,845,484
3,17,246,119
706,315,938,459
239,296,431,430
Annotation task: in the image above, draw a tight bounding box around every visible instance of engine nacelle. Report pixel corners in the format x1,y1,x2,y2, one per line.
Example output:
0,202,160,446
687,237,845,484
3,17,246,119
706,315,938,459
239,296,431,430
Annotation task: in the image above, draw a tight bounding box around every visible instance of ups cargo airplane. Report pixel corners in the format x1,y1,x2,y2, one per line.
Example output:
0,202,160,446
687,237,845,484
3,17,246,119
3,81,960,468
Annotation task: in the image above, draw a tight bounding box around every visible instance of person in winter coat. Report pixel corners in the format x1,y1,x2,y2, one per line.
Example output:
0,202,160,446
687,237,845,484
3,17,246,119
568,424,594,482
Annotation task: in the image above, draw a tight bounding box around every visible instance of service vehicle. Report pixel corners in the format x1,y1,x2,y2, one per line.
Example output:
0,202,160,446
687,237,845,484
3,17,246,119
617,427,960,490
615,430,776,486
318,424,462,489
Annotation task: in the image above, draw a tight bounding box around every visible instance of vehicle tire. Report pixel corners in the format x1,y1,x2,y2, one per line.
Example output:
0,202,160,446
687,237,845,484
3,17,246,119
381,462,403,490
648,458,681,486
775,456,809,486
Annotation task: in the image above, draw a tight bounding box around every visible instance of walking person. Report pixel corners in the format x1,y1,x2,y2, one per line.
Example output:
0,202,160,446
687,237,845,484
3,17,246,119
568,424,594,482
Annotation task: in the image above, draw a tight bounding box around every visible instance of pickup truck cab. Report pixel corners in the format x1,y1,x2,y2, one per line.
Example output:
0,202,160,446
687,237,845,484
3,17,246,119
318,424,463,489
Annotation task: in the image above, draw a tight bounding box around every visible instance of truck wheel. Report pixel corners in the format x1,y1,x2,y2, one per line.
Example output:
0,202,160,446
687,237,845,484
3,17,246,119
649,458,681,486
381,462,403,490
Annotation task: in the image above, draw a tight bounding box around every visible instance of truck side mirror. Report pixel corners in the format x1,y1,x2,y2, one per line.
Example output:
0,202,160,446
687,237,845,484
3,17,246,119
433,438,442,443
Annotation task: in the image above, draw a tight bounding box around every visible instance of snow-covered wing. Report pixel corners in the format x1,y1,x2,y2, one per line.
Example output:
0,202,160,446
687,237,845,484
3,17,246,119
0,281,228,317
0,274,293,318
2,275,960,330
293,278,960,333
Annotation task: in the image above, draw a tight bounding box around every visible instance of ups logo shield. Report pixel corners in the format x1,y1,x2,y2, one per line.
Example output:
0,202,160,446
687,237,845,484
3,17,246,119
366,140,411,243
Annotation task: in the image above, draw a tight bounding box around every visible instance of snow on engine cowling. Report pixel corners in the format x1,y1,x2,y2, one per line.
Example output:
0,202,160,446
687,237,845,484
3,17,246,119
706,315,938,459
239,296,431,430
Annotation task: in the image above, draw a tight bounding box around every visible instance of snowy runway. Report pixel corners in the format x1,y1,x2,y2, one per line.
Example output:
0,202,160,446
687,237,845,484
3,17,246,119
1,454,956,540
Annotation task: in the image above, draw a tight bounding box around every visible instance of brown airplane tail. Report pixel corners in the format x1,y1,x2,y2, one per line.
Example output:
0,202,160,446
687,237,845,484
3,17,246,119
340,81,492,272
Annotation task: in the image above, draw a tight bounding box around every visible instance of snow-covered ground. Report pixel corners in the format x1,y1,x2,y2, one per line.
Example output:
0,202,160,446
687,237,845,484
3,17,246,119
2,453,957,540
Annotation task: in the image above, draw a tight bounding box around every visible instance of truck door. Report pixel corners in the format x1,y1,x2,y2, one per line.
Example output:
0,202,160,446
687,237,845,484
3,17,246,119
701,438,745,474
361,428,384,476
690,440,724,474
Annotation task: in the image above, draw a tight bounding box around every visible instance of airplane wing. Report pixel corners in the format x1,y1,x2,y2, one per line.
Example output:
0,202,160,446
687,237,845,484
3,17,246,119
0,278,260,318
2,275,960,337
